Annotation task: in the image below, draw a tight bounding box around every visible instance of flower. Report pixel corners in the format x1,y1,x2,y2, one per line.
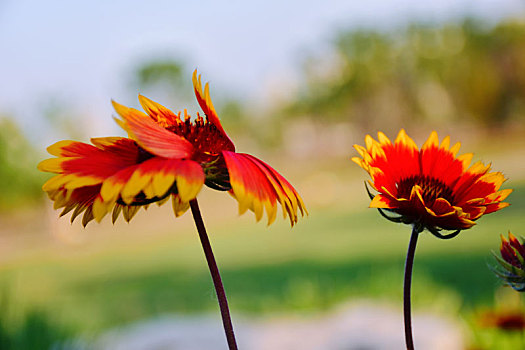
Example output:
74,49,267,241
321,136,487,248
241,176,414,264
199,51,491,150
493,232,525,291
38,70,306,227
479,309,525,331
352,129,511,235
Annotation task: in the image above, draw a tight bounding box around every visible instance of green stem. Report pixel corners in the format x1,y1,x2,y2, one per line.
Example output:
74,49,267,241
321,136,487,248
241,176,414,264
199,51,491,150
189,199,238,350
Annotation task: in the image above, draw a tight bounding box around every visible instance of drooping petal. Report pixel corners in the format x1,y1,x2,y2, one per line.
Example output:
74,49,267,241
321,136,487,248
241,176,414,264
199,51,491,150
48,185,102,227
110,203,144,223
102,157,204,212
222,151,306,226
40,72,306,228
171,194,190,217
40,134,204,224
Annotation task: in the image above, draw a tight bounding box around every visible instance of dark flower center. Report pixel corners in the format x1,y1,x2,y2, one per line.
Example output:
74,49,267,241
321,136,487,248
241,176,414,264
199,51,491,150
167,118,234,158
136,146,155,163
397,175,454,204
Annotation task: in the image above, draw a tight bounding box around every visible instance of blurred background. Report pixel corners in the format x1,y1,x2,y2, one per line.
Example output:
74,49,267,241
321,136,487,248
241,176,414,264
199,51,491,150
1,0,525,349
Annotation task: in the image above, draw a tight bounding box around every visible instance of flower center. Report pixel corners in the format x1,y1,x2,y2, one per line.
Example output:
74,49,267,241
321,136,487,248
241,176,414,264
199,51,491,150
397,175,454,204
167,117,234,157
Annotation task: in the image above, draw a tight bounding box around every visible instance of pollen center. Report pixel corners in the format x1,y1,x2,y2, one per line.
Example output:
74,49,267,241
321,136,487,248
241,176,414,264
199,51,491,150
167,117,234,156
397,176,454,204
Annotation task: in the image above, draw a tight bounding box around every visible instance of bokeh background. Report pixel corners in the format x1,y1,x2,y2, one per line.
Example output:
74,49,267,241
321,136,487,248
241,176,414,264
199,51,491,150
1,0,525,349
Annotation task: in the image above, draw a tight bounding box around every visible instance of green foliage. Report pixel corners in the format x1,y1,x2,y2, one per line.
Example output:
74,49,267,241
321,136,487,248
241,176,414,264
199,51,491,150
0,294,72,350
130,58,191,108
65,253,483,327
287,18,525,129
471,329,525,350
0,118,43,208
135,59,184,89
216,99,247,134
467,311,525,350
2,181,521,330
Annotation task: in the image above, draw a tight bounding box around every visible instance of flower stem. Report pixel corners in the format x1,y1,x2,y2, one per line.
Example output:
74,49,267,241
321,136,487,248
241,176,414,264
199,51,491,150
404,225,420,350
189,199,238,350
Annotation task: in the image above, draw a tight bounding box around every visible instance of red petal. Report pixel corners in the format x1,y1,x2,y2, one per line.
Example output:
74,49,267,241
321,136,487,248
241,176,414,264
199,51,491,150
109,158,204,204
420,146,465,186
368,130,420,196
113,100,194,159
138,95,181,127
484,202,510,215
369,194,396,209
192,70,235,151
223,151,305,225
40,138,140,182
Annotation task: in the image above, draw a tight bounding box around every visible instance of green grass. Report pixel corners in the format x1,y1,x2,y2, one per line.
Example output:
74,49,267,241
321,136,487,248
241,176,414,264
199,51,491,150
0,182,523,333
0,293,72,350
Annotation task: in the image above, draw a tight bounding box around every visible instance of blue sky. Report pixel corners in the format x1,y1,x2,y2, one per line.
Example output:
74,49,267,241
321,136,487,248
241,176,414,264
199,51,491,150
1,0,524,142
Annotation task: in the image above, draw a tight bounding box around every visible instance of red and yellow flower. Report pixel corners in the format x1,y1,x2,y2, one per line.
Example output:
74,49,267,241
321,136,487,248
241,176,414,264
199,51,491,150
493,232,525,291
352,129,511,234
38,71,306,226
479,309,525,331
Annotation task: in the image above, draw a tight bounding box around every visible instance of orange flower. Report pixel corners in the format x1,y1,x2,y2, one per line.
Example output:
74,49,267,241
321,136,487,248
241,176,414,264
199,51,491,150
479,309,525,331
38,71,306,227
352,129,511,235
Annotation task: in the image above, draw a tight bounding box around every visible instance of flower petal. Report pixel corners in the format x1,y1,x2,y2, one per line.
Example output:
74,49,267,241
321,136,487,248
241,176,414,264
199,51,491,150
369,194,395,209
192,70,235,151
112,100,194,159
115,158,204,205
39,138,141,194
138,94,181,127
223,151,305,226
171,195,190,217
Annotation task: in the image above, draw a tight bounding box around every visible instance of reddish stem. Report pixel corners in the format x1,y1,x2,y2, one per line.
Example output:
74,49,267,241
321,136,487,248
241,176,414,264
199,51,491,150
404,225,420,350
190,199,238,350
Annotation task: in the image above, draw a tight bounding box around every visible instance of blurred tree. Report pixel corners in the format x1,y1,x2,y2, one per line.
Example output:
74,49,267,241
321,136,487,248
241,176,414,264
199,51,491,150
135,59,184,89
434,19,525,125
284,18,525,131
130,58,190,107
41,97,87,141
0,292,72,350
0,117,43,208
217,99,248,133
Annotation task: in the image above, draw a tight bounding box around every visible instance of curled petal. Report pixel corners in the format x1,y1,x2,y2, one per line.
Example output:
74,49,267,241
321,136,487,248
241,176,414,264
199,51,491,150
192,70,235,151
49,185,102,227
112,100,193,159
138,94,181,127
104,158,204,206
223,151,306,226
172,195,190,217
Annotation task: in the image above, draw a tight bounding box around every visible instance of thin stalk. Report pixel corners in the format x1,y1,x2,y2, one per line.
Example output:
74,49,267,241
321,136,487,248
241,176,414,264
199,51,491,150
404,225,420,350
189,199,238,350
